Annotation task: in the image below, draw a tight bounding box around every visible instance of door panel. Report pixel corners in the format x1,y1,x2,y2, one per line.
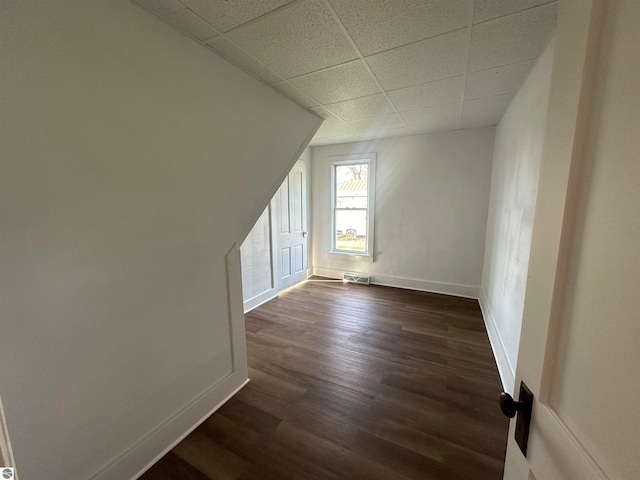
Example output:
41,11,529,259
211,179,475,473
280,247,291,278
504,1,640,479
279,177,290,234
292,169,303,232
293,244,303,273
275,161,307,290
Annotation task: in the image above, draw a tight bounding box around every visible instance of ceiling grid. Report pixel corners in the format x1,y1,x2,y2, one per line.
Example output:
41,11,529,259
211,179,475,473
134,0,558,145
321,0,413,135
457,0,479,130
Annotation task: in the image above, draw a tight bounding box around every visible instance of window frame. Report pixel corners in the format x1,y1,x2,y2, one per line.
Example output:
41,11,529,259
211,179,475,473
329,153,376,261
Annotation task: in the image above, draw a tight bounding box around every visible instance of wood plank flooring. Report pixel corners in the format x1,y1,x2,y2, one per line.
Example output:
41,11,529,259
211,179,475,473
141,279,509,480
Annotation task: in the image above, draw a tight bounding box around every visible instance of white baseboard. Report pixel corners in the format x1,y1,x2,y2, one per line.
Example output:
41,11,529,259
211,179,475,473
89,375,249,480
91,245,250,480
312,267,479,299
243,289,278,313
478,288,515,395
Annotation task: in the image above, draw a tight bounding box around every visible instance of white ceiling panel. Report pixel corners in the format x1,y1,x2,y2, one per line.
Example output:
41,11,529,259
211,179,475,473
388,76,465,112
206,37,281,83
411,124,462,135
468,2,558,72
270,81,319,108
465,60,534,99
314,122,360,139
289,60,380,105
134,0,219,41
178,0,296,33
330,0,472,56
310,134,369,146
366,29,468,90
310,106,343,124
226,0,358,79
473,0,554,24
324,94,395,121
350,114,405,133
461,94,513,128
135,0,557,145
401,103,461,131
367,127,411,139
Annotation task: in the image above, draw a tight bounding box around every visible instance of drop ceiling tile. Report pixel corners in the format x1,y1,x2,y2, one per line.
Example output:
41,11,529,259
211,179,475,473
135,0,219,41
410,124,460,134
461,93,513,127
366,29,468,90
178,0,296,33
314,122,359,139
465,60,534,99
330,0,472,56
401,103,461,131
271,81,318,108
388,76,465,112
226,0,358,79
310,106,343,124
367,128,411,139
468,2,557,72
324,94,395,121
206,38,281,83
290,61,380,105
310,134,370,146
474,0,555,24
350,114,404,133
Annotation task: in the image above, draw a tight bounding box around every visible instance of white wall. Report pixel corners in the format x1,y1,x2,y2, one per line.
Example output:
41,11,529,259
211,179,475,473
0,2,320,480
479,38,555,393
241,207,276,311
311,128,495,298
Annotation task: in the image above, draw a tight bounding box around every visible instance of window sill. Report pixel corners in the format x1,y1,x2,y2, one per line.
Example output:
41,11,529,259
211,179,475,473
327,251,374,263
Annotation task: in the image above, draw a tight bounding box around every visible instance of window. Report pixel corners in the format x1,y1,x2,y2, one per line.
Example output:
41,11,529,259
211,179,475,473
330,154,376,259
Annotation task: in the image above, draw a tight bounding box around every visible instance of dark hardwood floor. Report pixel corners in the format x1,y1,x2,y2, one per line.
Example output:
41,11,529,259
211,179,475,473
141,279,508,480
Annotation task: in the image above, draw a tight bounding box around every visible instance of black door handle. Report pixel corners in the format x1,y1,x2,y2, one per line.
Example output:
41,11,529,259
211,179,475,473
498,382,534,456
499,392,526,418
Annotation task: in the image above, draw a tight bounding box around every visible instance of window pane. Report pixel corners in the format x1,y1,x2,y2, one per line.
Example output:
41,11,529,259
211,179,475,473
336,164,368,208
335,209,367,252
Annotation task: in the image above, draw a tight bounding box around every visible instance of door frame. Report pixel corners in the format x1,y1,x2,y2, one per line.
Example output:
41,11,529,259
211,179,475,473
504,0,611,478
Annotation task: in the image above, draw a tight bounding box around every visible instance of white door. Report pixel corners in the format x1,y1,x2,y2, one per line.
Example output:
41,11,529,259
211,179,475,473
503,1,640,479
274,161,307,291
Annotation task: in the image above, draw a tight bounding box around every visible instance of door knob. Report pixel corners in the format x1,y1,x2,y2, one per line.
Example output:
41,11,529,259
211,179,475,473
499,392,526,418
499,382,534,456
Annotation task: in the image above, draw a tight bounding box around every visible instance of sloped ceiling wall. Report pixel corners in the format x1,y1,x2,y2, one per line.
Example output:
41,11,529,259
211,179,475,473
0,1,320,479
